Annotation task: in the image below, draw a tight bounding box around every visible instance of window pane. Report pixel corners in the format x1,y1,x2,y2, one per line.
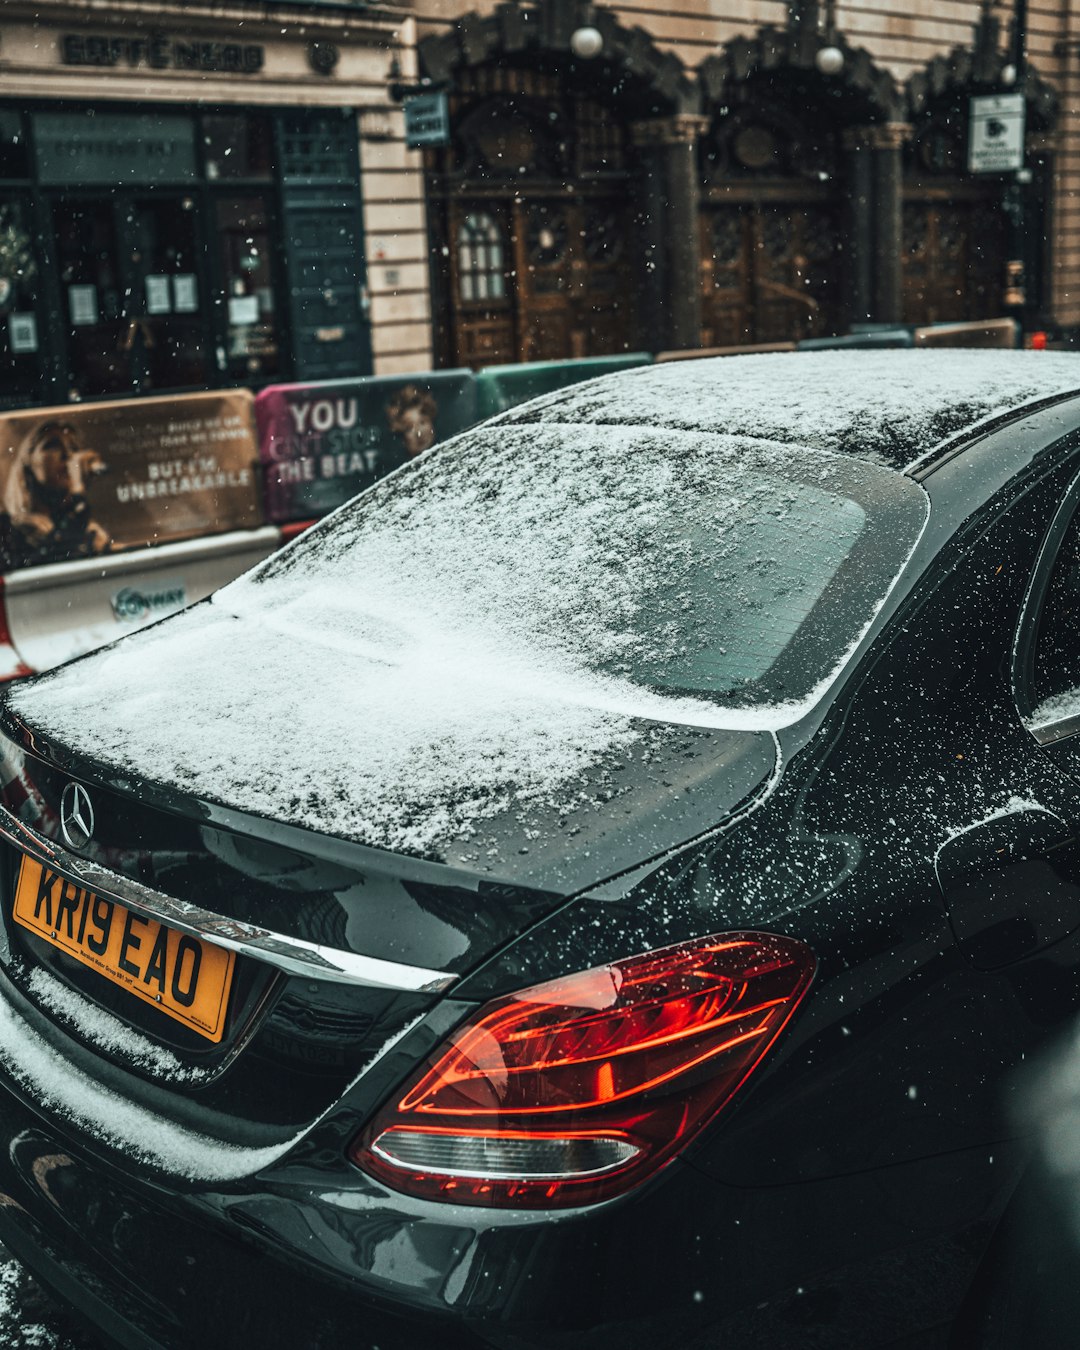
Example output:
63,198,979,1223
202,114,274,181
217,195,281,380
1031,515,1080,724
457,212,505,305
0,113,29,181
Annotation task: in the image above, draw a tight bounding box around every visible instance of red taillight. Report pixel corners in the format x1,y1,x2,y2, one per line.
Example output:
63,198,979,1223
351,931,815,1208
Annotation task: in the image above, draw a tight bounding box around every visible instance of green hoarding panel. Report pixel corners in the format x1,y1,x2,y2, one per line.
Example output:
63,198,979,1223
475,354,652,420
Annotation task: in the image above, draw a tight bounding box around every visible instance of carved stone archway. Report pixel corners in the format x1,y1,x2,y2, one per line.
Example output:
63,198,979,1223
420,0,702,366
698,16,907,339
904,13,1058,325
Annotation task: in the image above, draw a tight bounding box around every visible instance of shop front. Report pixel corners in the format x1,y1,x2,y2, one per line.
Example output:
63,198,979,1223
0,1,408,411
0,104,370,410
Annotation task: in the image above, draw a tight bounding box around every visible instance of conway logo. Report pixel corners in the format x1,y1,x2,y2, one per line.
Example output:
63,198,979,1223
111,584,186,624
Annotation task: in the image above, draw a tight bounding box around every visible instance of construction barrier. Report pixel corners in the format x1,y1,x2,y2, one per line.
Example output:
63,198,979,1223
655,343,797,362
0,390,269,677
797,329,914,351
0,390,262,570
255,370,477,523
913,318,1019,349
474,353,652,420
3,525,282,675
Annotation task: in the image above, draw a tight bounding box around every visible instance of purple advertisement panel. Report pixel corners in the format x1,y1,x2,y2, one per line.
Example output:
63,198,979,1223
256,371,477,523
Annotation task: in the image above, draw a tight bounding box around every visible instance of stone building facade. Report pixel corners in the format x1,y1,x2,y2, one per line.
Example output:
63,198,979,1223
0,0,429,406
1,0,1076,404
412,0,1079,368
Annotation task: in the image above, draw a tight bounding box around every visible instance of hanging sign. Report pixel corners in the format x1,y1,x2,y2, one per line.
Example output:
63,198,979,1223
968,93,1025,174
404,92,450,148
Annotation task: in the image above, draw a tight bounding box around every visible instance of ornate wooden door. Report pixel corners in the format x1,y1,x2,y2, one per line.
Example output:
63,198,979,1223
446,202,516,368
902,195,1005,326
700,202,842,347
428,65,639,370
441,195,635,368
515,198,634,363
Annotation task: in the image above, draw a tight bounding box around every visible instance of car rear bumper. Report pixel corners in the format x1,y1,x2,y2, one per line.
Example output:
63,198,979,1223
0,1056,1015,1350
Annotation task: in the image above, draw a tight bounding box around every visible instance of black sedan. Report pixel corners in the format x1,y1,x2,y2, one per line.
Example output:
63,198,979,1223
2,350,1080,1349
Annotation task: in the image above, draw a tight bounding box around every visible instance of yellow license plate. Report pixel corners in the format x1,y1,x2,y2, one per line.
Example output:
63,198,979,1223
13,856,235,1044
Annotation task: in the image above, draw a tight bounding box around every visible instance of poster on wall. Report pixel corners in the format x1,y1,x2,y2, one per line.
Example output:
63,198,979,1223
254,371,478,523
8,315,38,355
0,391,262,571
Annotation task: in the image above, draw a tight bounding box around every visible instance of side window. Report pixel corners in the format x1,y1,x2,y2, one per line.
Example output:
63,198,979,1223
1033,514,1080,713
1022,484,1080,740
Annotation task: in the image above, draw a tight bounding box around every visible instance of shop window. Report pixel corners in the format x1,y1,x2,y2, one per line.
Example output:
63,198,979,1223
0,198,41,402
51,194,209,400
202,114,274,181
217,195,280,380
0,113,29,180
457,212,505,302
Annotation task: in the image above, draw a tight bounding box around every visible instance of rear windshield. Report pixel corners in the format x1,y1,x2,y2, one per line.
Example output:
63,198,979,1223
247,423,928,719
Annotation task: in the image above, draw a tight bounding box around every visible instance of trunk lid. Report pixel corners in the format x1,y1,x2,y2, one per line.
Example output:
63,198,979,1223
0,709,775,1141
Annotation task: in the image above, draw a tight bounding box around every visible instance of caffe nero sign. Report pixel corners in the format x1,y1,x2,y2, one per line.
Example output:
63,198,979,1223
60,33,265,74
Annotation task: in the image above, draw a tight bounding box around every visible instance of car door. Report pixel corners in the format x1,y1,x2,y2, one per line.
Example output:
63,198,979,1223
672,433,1080,1190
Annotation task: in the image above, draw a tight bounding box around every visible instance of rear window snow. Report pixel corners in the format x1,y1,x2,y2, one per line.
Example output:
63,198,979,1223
505,349,1080,470
10,425,926,859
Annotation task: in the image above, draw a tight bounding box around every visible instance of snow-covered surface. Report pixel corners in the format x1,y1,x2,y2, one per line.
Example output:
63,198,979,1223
936,794,1063,851
0,983,423,1182
0,1257,95,1349
506,350,1080,470
0,988,298,1181
25,968,210,1084
11,425,924,860
1028,687,1080,732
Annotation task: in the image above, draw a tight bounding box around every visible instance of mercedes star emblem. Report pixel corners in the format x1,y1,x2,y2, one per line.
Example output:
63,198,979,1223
60,782,95,851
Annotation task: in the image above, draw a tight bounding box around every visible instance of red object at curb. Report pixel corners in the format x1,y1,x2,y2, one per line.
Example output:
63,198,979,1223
279,519,318,543
0,577,32,683
1030,331,1048,350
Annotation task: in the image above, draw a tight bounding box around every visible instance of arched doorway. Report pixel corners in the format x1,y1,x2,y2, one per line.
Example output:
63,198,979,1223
698,102,847,346
698,26,903,345
903,18,1057,325
420,5,695,367
431,68,637,367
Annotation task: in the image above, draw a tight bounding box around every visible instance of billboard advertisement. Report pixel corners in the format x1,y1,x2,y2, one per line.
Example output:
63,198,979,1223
0,391,261,571
255,370,478,523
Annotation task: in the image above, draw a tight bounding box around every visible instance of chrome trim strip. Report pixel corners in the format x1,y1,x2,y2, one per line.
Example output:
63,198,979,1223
0,807,457,994
1029,713,1080,747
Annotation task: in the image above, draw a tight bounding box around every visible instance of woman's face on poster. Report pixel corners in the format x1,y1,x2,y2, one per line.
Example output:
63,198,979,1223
28,428,78,494
398,406,436,455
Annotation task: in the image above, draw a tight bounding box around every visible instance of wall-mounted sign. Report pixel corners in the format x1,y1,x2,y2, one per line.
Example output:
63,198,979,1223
8,314,38,355
34,110,198,186
60,34,264,74
68,285,98,327
968,93,1025,174
404,92,450,149
173,275,198,314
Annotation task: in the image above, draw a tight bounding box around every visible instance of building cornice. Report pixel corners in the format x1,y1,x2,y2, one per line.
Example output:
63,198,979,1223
1,0,411,44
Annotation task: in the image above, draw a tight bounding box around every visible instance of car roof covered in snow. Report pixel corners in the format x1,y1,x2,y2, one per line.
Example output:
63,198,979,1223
501,349,1080,472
